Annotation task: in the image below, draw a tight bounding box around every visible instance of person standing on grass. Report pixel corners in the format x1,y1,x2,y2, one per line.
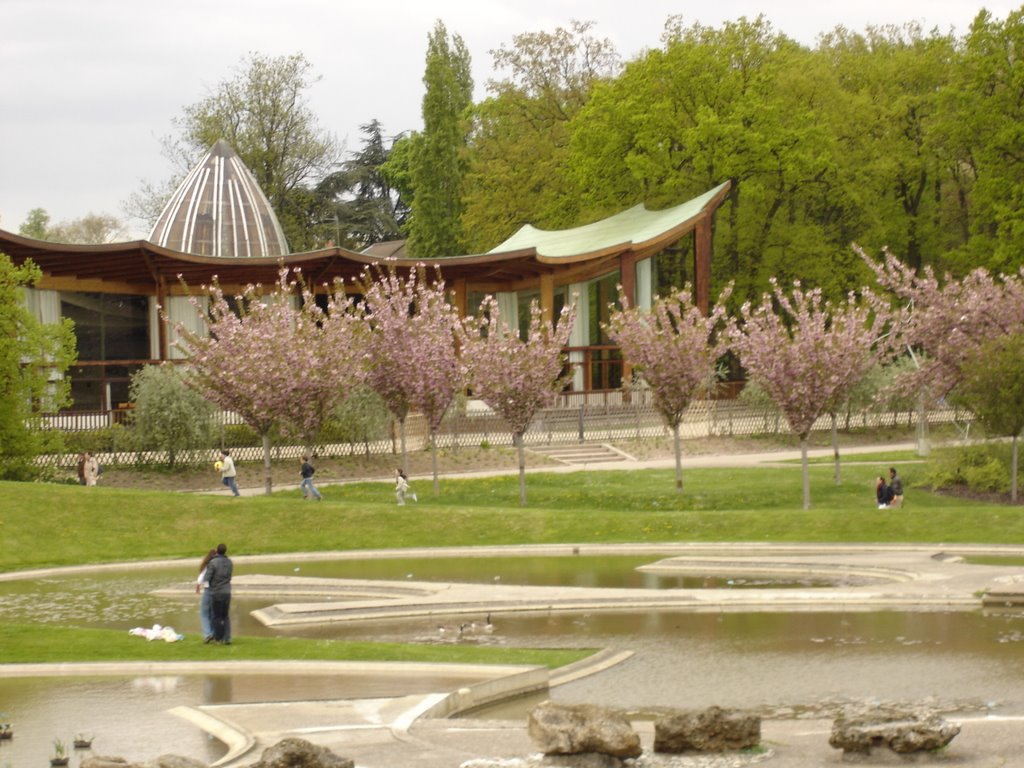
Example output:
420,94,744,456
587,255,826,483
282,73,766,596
206,543,233,644
83,452,100,486
219,449,240,496
300,455,322,501
889,467,904,508
195,548,217,642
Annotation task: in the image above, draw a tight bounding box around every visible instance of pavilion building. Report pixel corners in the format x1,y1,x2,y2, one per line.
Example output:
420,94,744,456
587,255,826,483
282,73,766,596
2,141,730,412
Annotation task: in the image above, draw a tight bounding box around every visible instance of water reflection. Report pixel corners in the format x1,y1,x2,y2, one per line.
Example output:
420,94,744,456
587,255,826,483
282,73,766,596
0,675,227,767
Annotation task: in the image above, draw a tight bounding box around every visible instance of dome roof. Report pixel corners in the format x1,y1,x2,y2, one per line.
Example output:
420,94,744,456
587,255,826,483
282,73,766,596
148,139,289,258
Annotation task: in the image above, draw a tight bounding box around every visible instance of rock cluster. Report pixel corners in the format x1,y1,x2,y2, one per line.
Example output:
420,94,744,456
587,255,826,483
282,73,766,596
828,707,961,757
525,703,762,768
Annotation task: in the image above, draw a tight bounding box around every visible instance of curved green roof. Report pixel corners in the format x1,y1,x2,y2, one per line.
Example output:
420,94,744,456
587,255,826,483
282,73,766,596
488,182,730,259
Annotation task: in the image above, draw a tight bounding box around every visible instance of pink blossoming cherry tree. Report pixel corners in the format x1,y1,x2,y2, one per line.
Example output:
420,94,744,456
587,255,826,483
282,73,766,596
361,267,464,493
463,296,575,506
607,286,730,494
174,268,362,495
728,279,886,510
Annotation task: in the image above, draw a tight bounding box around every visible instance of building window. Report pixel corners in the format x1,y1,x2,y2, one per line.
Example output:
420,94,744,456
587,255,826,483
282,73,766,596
60,292,150,410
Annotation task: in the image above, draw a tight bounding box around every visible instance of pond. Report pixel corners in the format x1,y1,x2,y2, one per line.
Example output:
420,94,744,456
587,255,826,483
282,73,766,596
3,552,1023,765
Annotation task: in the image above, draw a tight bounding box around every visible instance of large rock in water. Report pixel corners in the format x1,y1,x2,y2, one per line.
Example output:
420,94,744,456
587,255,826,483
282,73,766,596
528,702,642,759
247,738,354,768
829,708,961,756
654,706,761,752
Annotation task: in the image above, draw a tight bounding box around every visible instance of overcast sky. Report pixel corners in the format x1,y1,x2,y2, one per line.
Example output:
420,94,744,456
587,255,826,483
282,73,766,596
1,0,1014,238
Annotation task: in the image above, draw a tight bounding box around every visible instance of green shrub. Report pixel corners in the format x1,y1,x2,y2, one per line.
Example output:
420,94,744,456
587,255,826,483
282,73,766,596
963,458,1010,493
926,442,1021,493
63,424,129,453
222,423,260,447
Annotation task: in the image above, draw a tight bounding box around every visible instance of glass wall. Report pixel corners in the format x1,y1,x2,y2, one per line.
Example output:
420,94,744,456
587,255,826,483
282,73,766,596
586,271,622,390
60,292,150,410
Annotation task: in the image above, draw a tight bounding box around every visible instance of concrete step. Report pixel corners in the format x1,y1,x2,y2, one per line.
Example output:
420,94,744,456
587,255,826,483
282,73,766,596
528,443,636,466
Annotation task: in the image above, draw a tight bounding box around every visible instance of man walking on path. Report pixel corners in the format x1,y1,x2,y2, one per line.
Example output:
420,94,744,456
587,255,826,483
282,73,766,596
300,455,322,501
206,543,233,644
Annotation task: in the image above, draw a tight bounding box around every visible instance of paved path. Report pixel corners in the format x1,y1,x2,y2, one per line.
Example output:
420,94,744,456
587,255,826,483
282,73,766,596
215,441,924,497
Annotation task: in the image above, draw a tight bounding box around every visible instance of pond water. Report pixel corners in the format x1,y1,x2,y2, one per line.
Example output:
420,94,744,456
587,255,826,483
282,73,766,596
4,553,1024,764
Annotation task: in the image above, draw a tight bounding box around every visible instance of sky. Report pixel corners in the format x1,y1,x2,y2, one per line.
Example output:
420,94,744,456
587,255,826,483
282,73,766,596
1,0,1016,239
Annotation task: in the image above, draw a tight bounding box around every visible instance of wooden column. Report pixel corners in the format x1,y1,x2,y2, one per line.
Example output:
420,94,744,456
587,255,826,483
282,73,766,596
694,216,712,315
451,278,468,318
540,273,554,323
618,252,637,308
156,277,169,361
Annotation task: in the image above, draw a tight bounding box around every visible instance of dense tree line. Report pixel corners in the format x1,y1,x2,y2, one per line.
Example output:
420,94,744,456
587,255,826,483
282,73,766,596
23,10,1024,299
460,10,1024,301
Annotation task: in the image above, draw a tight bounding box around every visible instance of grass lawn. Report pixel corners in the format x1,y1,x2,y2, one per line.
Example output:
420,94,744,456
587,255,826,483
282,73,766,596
3,459,1021,575
4,454,1023,666
0,623,589,667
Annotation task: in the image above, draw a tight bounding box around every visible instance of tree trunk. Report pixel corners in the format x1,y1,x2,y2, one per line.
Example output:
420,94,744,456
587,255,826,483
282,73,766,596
1013,434,1019,504
262,432,273,495
399,417,408,475
673,421,683,494
801,435,810,510
431,430,439,496
916,394,930,457
831,413,841,486
516,431,527,506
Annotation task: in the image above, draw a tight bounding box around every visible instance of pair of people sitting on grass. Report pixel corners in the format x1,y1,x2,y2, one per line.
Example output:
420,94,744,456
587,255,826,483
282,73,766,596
876,467,904,509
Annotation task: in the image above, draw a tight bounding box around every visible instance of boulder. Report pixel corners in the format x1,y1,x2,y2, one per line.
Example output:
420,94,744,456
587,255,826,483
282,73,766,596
247,738,354,768
654,706,761,752
829,708,961,757
528,702,642,759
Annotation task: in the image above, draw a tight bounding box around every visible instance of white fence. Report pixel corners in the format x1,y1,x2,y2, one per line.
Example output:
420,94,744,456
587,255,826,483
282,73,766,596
41,397,967,469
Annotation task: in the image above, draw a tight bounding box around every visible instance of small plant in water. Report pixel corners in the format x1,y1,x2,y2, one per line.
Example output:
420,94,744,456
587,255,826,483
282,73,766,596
52,738,66,757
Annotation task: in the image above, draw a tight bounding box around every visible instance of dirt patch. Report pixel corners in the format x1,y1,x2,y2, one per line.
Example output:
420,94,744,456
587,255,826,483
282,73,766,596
929,484,1024,506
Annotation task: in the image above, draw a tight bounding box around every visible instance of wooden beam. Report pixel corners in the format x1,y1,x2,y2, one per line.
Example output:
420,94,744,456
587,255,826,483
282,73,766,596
156,277,168,361
619,252,637,308
694,215,712,315
451,278,468,318
540,273,554,323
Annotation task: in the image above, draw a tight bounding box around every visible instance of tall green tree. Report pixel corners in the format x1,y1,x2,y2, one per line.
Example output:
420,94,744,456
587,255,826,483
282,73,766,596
461,20,620,252
819,24,957,271
318,120,409,249
18,209,50,240
569,16,851,302
0,254,77,480
406,21,473,258
940,9,1024,274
